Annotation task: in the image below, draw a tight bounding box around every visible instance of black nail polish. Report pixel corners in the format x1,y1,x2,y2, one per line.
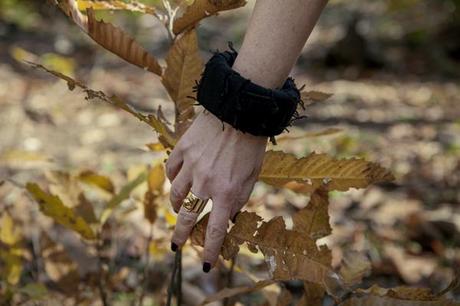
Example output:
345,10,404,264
203,262,211,273
171,242,178,252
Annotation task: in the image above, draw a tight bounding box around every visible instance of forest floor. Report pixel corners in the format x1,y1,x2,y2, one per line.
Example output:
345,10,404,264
1,3,460,305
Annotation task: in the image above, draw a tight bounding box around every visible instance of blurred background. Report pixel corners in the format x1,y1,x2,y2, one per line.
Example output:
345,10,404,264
0,0,459,305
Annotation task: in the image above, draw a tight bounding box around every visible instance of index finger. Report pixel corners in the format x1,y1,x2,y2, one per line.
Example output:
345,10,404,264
202,196,232,272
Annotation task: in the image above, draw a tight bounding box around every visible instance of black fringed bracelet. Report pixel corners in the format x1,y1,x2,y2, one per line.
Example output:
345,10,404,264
190,42,306,143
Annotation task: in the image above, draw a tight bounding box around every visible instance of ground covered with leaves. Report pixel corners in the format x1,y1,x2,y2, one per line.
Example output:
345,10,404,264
1,0,460,305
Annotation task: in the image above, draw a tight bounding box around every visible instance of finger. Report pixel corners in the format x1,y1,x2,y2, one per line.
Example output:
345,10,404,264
165,147,183,182
171,205,199,251
230,175,257,221
169,168,192,213
203,196,233,272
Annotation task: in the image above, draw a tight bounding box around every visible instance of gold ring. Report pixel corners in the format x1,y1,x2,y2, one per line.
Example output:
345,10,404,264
182,192,209,214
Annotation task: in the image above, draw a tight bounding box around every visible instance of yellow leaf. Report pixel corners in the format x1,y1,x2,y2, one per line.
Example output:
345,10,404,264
164,210,177,226
0,213,21,245
79,170,115,193
77,0,156,15
26,183,96,240
27,62,176,148
146,142,166,152
162,29,203,135
86,8,162,75
259,151,394,194
173,0,247,35
0,249,23,285
148,163,165,193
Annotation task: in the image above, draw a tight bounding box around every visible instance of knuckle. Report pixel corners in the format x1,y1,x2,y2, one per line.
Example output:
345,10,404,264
170,183,186,200
206,224,227,241
195,166,211,182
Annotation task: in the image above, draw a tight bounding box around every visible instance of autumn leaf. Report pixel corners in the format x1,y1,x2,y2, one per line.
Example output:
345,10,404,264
78,170,115,194
86,8,162,75
191,211,337,288
77,0,156,15
27,62,176,148
301,90,333,107
26,183,96,240
259,150,394,194
0,213,23,285
162,29,203,135
173,0,247,35
292,187,331,240
143,163,165,224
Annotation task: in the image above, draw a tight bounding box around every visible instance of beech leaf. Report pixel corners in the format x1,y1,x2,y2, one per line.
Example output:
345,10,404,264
173,0,247,35
259,151,394,194
26,183,96,240
162,29,203,135
77,0,156,15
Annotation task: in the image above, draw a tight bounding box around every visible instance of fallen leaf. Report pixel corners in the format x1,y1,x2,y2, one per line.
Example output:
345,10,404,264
199,280,274,305
26,183,96,240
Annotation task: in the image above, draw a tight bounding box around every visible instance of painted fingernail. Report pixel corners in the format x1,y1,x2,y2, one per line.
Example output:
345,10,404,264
171,242,178,252
203,262,211,273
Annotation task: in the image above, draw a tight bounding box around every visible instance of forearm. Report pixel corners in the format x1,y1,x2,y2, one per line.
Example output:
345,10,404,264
233,0,328,89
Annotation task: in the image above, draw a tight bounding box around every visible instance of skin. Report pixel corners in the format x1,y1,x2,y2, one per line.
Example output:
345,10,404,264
166,0,328,271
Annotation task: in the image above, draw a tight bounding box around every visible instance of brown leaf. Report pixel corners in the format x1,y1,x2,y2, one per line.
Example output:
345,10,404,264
162,29,203,135
173,0,247,35
292,188,331,240
77,0,156,15
143,191,158,224
86,8,162,75
339,251,371,287
191,211,337,288
199,280,274,305
260,151,394,194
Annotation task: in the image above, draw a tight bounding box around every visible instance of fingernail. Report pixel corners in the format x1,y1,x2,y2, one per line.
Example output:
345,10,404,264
203,262,211,273
171,242,178,252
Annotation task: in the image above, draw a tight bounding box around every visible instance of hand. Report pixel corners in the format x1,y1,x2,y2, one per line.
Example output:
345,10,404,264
165,111,267,271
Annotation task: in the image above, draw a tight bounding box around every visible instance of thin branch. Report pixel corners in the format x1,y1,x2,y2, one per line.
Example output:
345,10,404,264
223,256,236,306
166,250,181,306
176,250,183,306
138,224,155,306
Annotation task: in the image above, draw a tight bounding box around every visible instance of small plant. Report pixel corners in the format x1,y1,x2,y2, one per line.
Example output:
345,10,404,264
1,0,457,305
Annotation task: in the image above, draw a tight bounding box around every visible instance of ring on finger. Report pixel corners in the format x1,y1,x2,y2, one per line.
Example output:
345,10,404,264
182,191,209,214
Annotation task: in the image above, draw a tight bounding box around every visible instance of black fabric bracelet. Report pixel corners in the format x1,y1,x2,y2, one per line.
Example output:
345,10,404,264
192,43,305,138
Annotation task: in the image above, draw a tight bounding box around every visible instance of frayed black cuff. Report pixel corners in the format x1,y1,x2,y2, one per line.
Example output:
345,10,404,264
191,42,305,138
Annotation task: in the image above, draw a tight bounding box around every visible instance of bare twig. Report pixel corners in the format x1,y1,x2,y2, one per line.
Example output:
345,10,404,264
138,224,155,306
176,250,183,306
96,230,110,306
223,256,236,306
162,0,180,41
166,250,180,306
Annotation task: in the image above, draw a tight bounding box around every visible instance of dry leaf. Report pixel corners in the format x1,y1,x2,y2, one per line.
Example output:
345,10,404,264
26,183,96,240
0,213,23,285
173,0,247,34
27,62,176,148
77,0,156,15
301,90,333,106
191,211,338,288
339,251,371,287
78,170,115,193
292,187,331,240
260,151,394,194
199,280,274,305
162,29,203,135
86,8,162,75
298,282,325,306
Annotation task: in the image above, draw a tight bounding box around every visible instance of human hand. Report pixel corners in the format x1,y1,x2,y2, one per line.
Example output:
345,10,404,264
165,111,267,272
